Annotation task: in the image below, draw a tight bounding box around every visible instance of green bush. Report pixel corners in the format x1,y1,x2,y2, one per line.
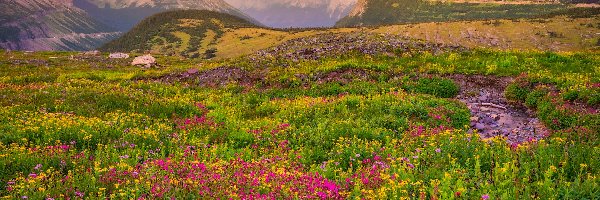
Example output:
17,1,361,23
525,87,549,108
505,77,533,102
403,77,460,98
562,90,579,101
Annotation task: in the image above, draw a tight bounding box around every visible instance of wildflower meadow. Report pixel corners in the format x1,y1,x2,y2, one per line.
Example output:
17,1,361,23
0,48,598,199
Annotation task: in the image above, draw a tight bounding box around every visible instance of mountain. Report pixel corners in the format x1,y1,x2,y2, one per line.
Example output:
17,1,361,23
99,10,257,58
335,0,572,27
0,0,120,51
74,0,261,31
0,0,261,51
226,0,356,28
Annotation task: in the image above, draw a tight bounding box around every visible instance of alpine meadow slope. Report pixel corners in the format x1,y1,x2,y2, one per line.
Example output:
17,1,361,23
335,0,597,27
1,0,600,198
99,9,600,59
98,10,259,58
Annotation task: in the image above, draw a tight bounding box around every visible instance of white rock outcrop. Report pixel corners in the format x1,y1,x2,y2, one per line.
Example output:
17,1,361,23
109,53,129,59
131,54,156,68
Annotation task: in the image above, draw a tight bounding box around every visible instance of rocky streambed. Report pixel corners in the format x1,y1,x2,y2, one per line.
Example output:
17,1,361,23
450,75,549,145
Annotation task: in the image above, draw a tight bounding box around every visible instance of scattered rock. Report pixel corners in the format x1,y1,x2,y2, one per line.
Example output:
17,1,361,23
475,123,486,131
187,68,199,75
470,117,479,122
248,32,466,64
448,74,549,145
132,55,157,68
83,50,100,56
109,53,130,59
491,114,499,120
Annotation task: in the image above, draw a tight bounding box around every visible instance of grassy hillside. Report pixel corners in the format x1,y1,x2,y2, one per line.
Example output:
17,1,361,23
335,0,587,27
99,10,258,58
372,15,600,51
101,13,599,60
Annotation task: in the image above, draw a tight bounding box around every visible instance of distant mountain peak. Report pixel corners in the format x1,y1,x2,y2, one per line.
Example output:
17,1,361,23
75,0,261,31
327,0,357,18
225,0,357,28
11,0,75,8
348,0,368,17
85,0,236,10
0,0,120,51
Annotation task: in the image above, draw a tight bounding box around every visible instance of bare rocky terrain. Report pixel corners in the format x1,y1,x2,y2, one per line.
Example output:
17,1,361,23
449,75,550,145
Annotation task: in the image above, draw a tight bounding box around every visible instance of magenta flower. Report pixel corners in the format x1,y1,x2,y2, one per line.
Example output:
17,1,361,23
195,102,207,110
373,155,381,161
482,194,490,200
416,126,424,136
75,191,84,197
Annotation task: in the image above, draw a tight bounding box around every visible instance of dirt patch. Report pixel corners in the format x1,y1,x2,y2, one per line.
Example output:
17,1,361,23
447,74,550,144
249,32,466,64
151,67,376,88
316,68,371,84
155,67,259,87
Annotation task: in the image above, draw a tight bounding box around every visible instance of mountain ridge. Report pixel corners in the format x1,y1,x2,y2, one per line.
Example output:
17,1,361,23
227,0,356,28
78,0,262,29
99,9,257,58
0,0,121,51
335,0,577,27
0,0,262,51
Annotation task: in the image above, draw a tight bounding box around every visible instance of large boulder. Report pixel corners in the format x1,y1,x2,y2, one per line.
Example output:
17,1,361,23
109,53,129,59
131,54,156,68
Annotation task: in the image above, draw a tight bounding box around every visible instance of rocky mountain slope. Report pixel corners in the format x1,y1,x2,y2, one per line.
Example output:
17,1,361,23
227,0,356,28
0,0,260,51
0,0,121,51
75,0,261,31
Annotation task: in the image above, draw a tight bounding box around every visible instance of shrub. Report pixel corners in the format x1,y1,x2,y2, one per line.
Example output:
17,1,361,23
525,87,550,108
403,77,460,98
